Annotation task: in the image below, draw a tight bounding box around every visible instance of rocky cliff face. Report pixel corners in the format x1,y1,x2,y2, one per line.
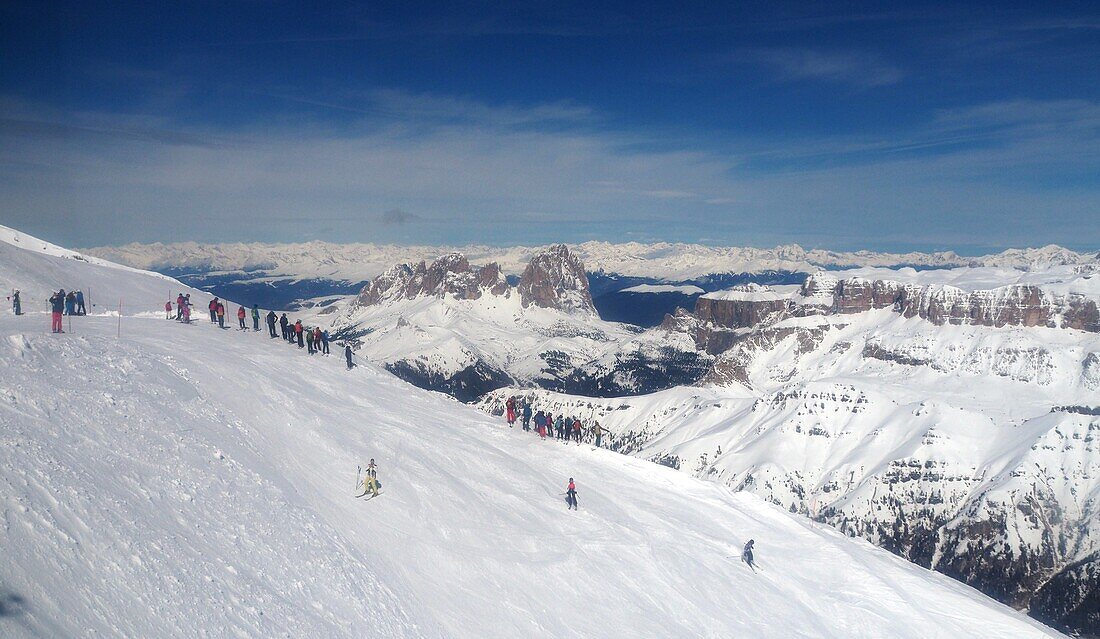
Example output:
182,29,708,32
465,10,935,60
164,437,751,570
671,274,1098,358
517,244,595,314
796,271,1100,332
356,253,509,305
355,244,596,315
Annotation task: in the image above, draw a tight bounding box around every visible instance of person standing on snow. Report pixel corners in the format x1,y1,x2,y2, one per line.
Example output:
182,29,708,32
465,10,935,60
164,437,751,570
572,418,582,442
295,320,304,348
565,478,578,510
75,290,86,315
521,401,533,432
279,313,289,340
358,458,380,497
216,301,226,328
176,293,185,320
236,305,246,330
11,289,22,315
251,304,260,331
165,299,173,319
555,415,566,440
209,298,219,324
306,326,316,354
181,295,192,323
505,396,517,427
592,421,603,448
48,290,65,333
320,328,330,355
344,343,355,369
64,291,76,316
742,540,756,569
266,310,278,338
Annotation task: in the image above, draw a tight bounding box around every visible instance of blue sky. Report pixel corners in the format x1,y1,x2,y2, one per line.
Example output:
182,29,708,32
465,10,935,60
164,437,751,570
0,1,1097,252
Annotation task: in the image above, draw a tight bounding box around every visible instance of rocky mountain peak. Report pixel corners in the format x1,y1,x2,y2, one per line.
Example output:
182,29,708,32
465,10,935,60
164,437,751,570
356,253,508,305
518,244,595,313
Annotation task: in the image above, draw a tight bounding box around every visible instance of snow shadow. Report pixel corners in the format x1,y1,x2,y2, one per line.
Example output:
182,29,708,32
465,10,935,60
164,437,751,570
0,591,27,618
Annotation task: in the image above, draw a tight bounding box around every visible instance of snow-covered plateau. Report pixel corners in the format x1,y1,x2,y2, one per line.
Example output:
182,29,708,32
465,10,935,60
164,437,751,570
0,224,1072,637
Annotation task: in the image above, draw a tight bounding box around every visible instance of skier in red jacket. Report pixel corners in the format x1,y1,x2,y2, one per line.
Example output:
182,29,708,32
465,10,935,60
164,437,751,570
505,396,517,426
566,478,578,510
236,305,246,329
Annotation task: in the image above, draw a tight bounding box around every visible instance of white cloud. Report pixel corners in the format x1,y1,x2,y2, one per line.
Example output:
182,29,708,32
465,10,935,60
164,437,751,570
742,47,904,87
0,91,1096,250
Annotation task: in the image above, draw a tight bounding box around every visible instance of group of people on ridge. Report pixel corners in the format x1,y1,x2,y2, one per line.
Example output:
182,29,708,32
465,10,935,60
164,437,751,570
272,312,332,356
504,395,605,447
165,294,355,368
45,289,86,332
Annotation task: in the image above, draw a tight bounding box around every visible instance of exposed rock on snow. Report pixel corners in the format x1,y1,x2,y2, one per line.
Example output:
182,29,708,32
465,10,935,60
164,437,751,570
517,244,595,314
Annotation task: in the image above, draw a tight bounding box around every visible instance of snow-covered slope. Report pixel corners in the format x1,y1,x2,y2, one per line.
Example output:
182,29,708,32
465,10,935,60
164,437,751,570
1,229,1067,638
479,307,1100,633
0,224,209,315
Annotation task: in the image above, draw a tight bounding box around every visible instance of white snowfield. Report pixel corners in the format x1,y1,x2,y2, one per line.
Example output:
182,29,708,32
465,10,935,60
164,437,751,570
0,229,1067,637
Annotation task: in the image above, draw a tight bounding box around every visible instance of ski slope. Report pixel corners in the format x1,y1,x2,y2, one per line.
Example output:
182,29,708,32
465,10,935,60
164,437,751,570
0,230,1065,638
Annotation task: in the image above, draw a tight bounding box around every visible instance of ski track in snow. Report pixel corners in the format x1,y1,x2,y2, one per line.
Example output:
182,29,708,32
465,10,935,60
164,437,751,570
0,228,1069,638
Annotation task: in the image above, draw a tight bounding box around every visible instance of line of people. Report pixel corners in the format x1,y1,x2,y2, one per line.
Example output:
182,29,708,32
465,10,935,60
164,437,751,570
503,395,605,448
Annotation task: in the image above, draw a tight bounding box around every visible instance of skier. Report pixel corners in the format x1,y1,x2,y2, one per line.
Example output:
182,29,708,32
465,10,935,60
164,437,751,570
555,415,566,441
279,313,289,340
216,301,226,328
565,478,578,510
541,412,552,440
236,305,246,330
592,421,603,448
521,401,533,432
64,291,76,316
306,327,316,354
266,310,278,338
344,343,355,369
181,295,192,323
48,290,65,333
295,320,304,348
209,298,219,324
505,396,516,427
251,304,260,331
75,290,86,315
357,458,380,497
572,418,582,442
320,329,330,355
165,299,173,319
176,293,185,320
742,540,756,570
10,289,21,315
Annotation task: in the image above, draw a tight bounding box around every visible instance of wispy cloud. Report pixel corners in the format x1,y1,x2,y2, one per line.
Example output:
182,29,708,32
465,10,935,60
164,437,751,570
739,47,904,87
0,91,1096,250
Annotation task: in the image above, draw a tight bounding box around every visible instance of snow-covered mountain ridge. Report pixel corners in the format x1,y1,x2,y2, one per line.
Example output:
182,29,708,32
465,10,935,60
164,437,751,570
331,245,708,401
0,225,1067,638
84,239,1098,282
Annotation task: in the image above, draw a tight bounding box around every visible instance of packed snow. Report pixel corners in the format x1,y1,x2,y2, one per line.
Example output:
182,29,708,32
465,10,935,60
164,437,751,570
0,227,1068,638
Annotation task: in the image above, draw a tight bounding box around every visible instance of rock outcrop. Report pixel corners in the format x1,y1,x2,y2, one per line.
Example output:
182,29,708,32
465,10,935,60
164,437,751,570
355,253,509,305
518,244,595,314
